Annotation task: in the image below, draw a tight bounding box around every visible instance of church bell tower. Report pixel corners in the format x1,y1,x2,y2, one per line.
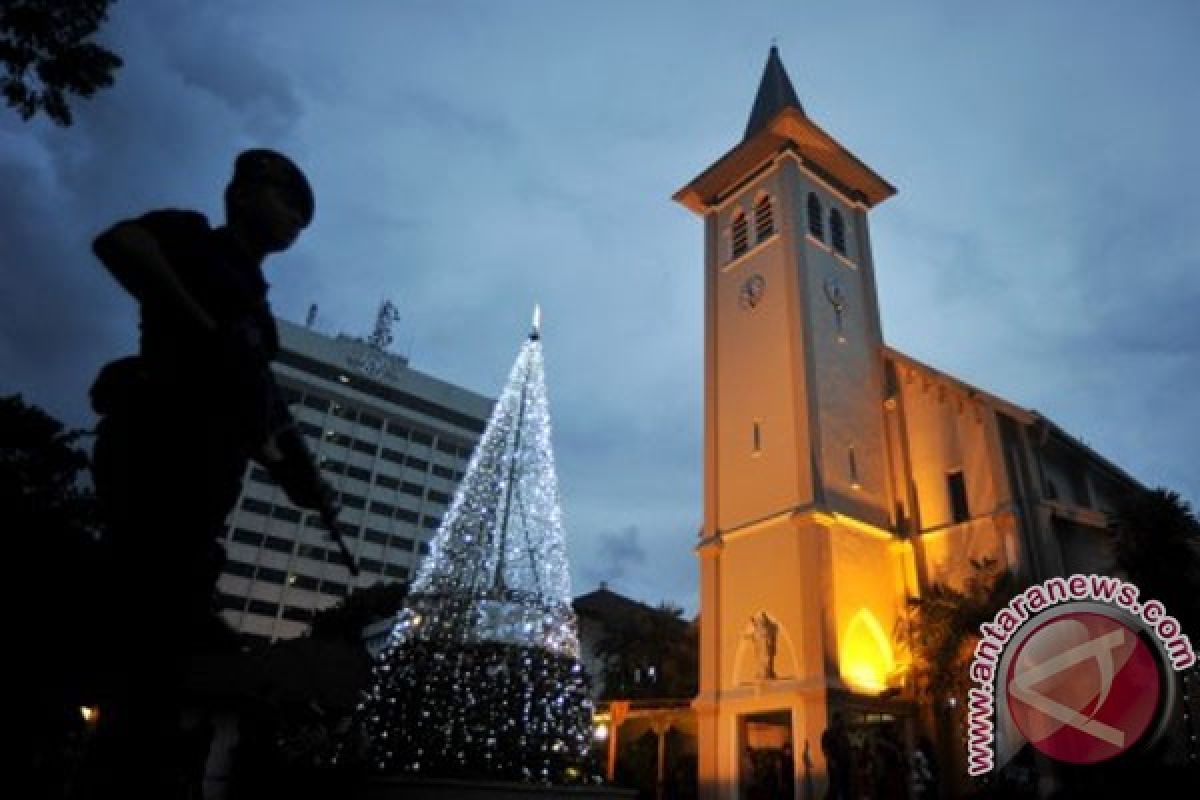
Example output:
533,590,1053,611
675,47,918,798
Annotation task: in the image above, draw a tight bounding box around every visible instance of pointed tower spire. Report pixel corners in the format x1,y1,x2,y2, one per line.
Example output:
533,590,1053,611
743,44,804,141
675,45,894,213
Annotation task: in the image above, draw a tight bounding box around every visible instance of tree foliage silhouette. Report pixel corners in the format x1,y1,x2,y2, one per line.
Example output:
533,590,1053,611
4,392,103,684
5,394,102,796
0,0,123,126
1108,487,1200,634
897,557,1020,700
594,602,697,700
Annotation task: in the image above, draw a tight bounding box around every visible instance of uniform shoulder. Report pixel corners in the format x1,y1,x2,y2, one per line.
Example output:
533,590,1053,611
133,208,212,237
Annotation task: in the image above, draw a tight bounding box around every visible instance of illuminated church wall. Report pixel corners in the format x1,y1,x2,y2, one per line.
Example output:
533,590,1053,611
829,527,915,693
890,356,1015,587
719,522,818,686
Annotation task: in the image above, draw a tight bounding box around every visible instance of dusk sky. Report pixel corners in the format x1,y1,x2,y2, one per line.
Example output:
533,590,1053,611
2,1,1197,613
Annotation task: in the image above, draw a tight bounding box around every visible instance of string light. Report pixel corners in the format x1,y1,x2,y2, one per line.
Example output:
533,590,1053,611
347,319,593,782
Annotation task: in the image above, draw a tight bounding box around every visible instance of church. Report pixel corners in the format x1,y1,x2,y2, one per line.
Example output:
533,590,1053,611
674,47,1138,796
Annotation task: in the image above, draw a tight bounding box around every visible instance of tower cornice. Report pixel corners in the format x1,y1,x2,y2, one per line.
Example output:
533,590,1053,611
673,106,896,214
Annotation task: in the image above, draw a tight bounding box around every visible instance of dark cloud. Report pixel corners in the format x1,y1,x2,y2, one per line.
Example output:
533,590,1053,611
581,525,647,588
0,157,131,427
0,0,310,426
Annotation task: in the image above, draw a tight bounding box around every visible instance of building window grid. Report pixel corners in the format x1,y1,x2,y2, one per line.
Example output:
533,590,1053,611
228,376,480,637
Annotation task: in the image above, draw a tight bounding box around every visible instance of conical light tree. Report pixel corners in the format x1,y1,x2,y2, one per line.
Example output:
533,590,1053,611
355,308,593,782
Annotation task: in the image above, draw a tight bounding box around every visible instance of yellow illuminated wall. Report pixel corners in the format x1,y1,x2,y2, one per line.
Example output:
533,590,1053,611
889,353,1015,588
829,523,915,693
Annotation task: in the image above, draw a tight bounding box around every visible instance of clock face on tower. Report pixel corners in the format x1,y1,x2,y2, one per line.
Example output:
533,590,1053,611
739,274,766,310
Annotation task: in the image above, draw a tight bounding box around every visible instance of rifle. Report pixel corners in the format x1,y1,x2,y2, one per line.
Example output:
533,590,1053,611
315,493,360,577
263,423,360,578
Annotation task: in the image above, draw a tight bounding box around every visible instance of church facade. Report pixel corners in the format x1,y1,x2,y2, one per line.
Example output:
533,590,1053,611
674,48,1138,797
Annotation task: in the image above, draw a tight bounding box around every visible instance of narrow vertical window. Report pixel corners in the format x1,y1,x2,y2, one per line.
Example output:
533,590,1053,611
848,446,860,488
947,470,969,523
754,194,774,241
732,210,749,259
752,420,762,454
830,208,847,255
807,193,824,240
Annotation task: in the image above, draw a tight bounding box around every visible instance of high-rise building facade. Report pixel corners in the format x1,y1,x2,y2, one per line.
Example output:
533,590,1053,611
215,318,493,643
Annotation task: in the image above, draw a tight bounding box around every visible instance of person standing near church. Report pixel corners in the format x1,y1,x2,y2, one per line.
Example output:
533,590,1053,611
820,713,853,800
84,149,341,799
779,741,796,799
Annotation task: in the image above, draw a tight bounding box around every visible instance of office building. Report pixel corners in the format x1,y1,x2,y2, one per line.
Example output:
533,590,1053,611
215,317,493,643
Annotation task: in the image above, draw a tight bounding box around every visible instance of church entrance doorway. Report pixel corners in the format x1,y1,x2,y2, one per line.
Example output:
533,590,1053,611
840,706,912,800
737,710,795,800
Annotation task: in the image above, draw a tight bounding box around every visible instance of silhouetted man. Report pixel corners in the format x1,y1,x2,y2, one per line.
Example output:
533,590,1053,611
780,741,795,800
85,149,339,799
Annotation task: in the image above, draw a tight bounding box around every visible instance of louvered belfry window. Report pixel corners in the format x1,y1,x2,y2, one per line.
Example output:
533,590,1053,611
830,208,847,255
754,195,774,241
732,210,749,258
807,192,824,240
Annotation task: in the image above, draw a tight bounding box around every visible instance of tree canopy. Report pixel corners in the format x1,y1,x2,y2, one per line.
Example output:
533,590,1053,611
1,0,123,125
1108,487,1200,633
4,392,102,642
594,601,697,700
897,557,1020,700
5,394,104,795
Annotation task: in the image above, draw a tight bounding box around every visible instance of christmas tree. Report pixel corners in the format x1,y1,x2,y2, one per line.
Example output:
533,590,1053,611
355,308,593,782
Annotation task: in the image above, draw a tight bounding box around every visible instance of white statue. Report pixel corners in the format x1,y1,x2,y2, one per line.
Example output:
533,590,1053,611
746,611,779,680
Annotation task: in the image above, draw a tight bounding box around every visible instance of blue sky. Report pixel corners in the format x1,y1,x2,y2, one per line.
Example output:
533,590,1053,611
2,1,1197,612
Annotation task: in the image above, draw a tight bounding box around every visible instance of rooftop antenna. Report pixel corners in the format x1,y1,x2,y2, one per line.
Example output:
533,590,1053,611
368,299,402,351
305,303,318,328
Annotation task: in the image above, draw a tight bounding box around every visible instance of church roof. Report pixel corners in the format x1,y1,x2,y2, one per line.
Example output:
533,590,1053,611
744,45,804,140
573,587,658,620
883,346,1143,493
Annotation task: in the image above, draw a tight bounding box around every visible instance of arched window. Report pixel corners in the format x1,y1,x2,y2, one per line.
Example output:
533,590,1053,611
830,208,847,255
732,210,749,259
807,193,824,241
754,194,774,241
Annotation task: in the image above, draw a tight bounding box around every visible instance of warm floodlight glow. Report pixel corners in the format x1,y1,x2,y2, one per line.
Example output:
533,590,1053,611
840,608,896,693
80,706,98,723
593,722,609,741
